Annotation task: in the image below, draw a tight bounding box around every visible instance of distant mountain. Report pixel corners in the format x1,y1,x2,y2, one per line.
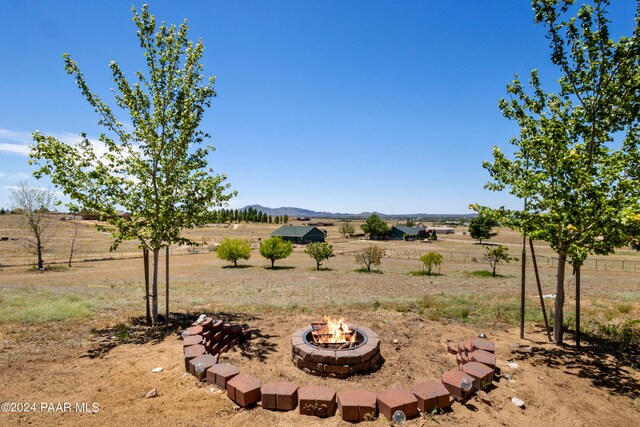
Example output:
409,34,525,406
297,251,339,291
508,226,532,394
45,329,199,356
240,205,476,220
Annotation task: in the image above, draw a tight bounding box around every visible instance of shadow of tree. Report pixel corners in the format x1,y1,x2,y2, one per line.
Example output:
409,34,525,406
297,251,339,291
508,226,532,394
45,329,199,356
83,310,274,360
511,332,639,399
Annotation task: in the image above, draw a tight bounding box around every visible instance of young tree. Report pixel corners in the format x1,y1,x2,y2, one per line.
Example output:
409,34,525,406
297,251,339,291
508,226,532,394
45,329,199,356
30,5,234,325
304,242,335,270
484,245,515,277
9,182,57,270
259,236,293,268
480,0,640,343
420,252,443,275
468,211,498,244
355,245,385,272
338,221,355,238
216,237,251,267
361,214,389,239
67,212,81,267
283,215,289,224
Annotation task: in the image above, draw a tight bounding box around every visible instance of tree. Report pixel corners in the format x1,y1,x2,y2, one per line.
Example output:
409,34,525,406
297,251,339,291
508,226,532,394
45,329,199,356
283,215,289,224
468,211,498,244
484,245,515,277
480,0,640,344
9,182,57,270
405,218,416,227
304,242,335,270
259,236,293,268
216,237,251,267
361,214,389,239
420,252,443,275
355,245,385,272
338,221,355,238
67,211,81,267
30,5,234,325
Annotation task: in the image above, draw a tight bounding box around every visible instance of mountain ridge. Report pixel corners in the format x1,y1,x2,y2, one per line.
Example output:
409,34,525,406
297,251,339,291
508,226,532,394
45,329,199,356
240,204,475,219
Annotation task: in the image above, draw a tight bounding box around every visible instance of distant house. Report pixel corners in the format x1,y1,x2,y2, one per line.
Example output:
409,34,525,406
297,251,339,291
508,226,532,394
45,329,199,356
271,225,326,244
389,225,426,241
428,226,455,235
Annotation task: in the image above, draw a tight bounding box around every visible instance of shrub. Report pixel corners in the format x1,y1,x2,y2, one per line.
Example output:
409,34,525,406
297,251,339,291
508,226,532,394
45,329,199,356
420,252,443,275
304,242,335,270
216,238,251,267
259,236,293,268
355,246,385,272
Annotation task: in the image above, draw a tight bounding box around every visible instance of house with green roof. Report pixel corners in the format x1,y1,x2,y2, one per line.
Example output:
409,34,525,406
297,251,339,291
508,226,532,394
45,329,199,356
271,225,326,244
389,225,426,241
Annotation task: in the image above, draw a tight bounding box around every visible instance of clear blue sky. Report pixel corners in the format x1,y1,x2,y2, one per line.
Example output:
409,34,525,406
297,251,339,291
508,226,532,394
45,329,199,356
0,1,636,214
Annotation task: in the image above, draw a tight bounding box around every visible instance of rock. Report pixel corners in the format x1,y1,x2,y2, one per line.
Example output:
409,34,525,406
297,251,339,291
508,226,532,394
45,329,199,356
392,339,399,344
145,388,158,398
507,362,519,370
510,397,525,408
151,367,163,373
502,374,513,381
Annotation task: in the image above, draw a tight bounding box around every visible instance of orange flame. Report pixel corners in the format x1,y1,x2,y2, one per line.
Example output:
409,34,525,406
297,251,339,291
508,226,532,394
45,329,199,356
312,316,353,344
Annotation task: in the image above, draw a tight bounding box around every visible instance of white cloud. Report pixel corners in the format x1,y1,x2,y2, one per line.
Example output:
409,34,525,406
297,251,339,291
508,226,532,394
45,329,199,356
0,142,31,155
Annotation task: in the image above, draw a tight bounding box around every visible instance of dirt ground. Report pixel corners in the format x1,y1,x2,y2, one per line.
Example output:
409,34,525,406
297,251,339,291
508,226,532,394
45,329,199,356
0,309,638,427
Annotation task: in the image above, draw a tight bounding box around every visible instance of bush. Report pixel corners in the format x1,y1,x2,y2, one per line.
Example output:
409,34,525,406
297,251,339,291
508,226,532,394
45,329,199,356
304,242,335,270
355,246,385,272
216,238,251,267
420,252,443,275
259,236,293,268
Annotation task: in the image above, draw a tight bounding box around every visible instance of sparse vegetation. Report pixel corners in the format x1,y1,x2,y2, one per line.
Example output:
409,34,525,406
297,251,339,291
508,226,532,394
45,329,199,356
484,245,515,277
420,252,443,275
338,221,355,238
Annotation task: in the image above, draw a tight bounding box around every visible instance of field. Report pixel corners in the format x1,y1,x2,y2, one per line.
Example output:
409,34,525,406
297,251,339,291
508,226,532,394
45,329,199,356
0,215,638,426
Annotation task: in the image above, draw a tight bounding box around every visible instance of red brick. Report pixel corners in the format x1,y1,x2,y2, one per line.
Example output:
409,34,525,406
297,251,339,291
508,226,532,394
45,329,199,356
472,338,495,353
298,385,336,417
261,381,299,411
188,354,218,380
213,331,222,342
447,342,458,354
206,363,240,390
463,340,474,353
469,349,496,368
211,319,223,332
411,380,451,412
183,335,203,347
227,374,261,407
185,325,203,336
210,343,220,356
462,362,495,388
202,330,212,341
442,370,475,399
337,389,377,422
229,337,239,348
223,322,232,333
199,317,213,331
184,344,206,371
242,327,252,340
376,387,418,421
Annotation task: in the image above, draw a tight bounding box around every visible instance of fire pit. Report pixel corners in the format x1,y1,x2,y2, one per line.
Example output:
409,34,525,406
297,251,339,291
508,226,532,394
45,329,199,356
291,317,381,378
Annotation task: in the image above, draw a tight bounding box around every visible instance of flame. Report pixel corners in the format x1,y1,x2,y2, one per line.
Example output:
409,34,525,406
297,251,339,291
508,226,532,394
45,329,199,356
312,316,353,344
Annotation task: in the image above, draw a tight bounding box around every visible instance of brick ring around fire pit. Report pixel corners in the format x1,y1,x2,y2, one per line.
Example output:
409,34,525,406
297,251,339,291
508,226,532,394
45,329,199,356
291,324,381,378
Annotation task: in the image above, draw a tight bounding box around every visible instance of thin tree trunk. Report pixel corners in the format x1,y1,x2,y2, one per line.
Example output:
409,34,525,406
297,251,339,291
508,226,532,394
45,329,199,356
152,248,159,325
68,220,79,267
165,246,169,324
529,239,551,342
143,248,151,326
554,251,567,344
575,265,581,348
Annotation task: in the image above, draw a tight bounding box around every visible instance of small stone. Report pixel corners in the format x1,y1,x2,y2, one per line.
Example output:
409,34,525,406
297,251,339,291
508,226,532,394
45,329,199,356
151,367,163,373
502,374,513,381
511,397,526,408
507,362,519,370
145,388,158,398
392,339,399,344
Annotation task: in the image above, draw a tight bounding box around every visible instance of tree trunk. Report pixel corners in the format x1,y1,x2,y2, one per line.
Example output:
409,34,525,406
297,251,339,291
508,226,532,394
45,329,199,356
575,265,581,348
271,259,275,268
553,251,567,344
151,248,159,325
36,235,44,270
68,220,79,267
316,261,320,270
165,246,169,324
143,248,151,326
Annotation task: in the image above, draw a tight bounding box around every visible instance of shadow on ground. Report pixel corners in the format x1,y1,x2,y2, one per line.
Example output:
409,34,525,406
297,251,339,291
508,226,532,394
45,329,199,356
513,330,639,399
84,310,277,361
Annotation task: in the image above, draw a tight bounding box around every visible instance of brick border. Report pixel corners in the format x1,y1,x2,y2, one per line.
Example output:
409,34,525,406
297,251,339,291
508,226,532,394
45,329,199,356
181,316,499,423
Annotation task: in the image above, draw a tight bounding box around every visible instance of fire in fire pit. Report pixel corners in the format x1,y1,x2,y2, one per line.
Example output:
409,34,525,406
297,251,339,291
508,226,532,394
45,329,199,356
291,317,381,378
310,316,359,349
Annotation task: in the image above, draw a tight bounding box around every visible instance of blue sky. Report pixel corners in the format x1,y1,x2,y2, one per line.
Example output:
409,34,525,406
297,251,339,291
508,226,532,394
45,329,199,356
0,1,636,214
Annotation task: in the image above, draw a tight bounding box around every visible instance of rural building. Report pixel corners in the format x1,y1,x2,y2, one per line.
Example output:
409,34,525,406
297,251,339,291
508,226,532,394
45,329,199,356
271,225,326,244
428,226,455,235
389,225,426,241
